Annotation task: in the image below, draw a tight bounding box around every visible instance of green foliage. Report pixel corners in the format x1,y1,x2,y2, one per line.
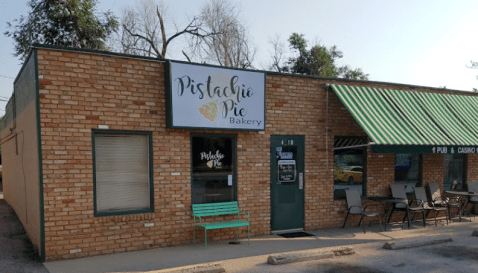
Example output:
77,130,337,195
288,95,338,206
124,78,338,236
282,33,369,80
338,66,369,81
5,0,118,61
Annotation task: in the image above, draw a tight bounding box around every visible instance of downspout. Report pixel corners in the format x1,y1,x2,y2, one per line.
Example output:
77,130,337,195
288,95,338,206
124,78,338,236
324,84,330,172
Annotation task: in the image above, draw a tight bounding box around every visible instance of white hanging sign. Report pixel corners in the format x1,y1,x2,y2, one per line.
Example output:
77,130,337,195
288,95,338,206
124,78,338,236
167,61,265,130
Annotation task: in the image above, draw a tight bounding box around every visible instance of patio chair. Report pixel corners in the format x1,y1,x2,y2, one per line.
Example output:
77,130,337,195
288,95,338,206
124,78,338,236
388,184,426,228
427,183,461,222
465,181,478,219
343,189,382,233
414,187,448,226
467,181,478,204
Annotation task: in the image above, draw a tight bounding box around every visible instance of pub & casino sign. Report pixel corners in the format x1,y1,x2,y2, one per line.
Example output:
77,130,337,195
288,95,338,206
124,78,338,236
166,61,265,131
433,146,478,154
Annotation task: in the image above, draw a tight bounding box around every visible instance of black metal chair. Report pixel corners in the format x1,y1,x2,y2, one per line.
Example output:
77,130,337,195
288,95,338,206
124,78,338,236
388,184,426,228
414,186,448,226
427,183,461,222
465,181,478,220
343,189,382,233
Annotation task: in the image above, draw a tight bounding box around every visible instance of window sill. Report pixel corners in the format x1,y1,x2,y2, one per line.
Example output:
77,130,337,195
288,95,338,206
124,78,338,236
95,211,155,223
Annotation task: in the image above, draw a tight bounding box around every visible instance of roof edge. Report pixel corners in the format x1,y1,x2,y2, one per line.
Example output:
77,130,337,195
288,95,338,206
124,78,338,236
32,43,474,96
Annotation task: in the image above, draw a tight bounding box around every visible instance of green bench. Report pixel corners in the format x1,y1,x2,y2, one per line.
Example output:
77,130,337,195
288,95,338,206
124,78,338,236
192,201,250,249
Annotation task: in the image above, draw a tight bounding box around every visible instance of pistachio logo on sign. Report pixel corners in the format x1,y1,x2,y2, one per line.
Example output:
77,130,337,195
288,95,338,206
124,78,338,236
199,99,218,121
198,72,231,122
201,150,224,169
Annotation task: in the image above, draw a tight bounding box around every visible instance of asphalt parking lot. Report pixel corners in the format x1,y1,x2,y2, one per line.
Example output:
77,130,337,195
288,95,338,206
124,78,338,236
221,228,478,273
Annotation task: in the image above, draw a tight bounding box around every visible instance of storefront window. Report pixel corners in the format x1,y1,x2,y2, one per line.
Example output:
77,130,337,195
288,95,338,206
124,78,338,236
334,136,366,199
444,154,465,191
92,131,153,216
191,134,236,204
394,154,421,193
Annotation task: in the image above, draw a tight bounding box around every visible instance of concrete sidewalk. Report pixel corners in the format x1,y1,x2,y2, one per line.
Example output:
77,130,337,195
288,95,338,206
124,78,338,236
44,219,478,273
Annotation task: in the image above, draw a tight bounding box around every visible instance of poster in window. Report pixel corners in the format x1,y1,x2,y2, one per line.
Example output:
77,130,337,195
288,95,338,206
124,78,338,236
192,136,233,173
278,160,296,182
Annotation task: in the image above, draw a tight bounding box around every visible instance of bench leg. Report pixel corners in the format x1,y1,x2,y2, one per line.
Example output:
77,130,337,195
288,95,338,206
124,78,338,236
237,227,239,241
205,229,207,250
248,225,250,245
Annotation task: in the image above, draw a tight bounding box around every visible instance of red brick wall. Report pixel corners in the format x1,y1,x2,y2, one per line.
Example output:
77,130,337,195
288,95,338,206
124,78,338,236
36,48,478,260
422,154,445,187
467,154,478,182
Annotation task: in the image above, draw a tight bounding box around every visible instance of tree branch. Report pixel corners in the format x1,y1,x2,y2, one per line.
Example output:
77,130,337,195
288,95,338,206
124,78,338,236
123,24,161,57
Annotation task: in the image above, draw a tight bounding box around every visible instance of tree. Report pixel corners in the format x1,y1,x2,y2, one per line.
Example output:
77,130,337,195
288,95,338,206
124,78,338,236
270,33,369,80
283,33,342,77
186,0,256,68
267,34,286,72
119,0,221,59
338,66,369,81
5,0,118,61
467,60,478,91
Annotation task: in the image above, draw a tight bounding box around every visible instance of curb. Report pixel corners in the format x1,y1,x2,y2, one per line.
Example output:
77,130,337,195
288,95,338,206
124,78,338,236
267,247,355,265
383,235,453,250
148,262,225,273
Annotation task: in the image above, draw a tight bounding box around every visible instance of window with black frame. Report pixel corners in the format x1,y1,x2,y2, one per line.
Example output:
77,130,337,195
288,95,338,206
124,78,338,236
444,154,465,191
394,154,421,193
191,135,236,204
333,136,366,199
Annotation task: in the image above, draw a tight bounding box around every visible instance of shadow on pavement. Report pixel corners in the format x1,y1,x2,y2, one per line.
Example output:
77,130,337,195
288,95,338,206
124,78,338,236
308,262,387,273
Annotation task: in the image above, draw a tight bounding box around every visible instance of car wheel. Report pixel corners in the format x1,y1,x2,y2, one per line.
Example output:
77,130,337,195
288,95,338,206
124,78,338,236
348,176,354,184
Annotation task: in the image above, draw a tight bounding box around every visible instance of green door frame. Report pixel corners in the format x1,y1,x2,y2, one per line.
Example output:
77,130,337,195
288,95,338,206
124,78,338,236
270,135,305,233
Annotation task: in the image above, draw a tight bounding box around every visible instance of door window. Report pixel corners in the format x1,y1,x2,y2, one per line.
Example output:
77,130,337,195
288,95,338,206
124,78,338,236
191,134,236,204
444,154,465,190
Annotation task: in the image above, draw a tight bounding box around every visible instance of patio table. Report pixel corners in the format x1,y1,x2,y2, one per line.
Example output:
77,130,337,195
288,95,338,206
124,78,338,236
445,190,478,220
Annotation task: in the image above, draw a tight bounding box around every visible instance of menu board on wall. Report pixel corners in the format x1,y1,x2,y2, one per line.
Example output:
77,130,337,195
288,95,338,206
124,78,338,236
166,61,265,131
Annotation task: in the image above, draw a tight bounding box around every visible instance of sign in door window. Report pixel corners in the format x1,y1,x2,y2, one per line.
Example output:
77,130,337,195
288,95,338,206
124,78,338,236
278,160,296,182
275,146,297,184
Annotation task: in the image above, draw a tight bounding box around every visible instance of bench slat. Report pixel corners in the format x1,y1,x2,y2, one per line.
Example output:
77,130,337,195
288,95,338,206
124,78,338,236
192,202,240,217
193,202,238,209
197,220,249,230
194,207,239,214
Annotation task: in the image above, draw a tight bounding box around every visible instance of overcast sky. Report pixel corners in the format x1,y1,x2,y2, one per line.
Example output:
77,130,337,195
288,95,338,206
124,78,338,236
2,0,478,115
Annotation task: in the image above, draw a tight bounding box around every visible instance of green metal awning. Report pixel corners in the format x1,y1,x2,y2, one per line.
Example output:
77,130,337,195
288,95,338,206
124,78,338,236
330,84,478,154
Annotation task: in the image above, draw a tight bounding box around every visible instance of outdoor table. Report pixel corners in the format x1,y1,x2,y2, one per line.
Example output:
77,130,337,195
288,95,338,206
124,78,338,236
365,196,408,231
445,190,478,220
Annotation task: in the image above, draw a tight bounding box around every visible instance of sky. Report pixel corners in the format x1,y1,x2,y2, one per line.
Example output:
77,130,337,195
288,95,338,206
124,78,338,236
2,0,478,115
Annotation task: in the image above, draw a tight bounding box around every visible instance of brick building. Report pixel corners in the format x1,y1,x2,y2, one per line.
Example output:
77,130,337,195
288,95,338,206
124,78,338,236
2,44,478,261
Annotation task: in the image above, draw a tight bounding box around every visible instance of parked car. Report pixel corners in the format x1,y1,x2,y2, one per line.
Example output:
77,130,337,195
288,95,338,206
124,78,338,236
334,166,363,184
